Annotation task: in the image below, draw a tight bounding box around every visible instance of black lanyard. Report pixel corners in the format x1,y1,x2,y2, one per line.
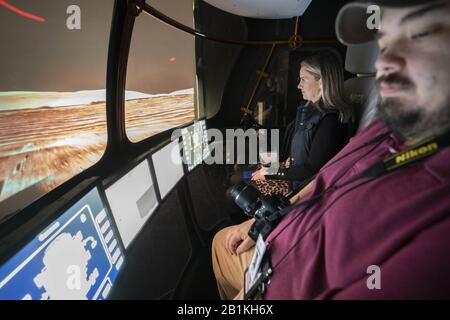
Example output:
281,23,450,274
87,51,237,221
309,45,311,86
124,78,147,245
286,130,392,199
360,132,448,179
268,130,450,242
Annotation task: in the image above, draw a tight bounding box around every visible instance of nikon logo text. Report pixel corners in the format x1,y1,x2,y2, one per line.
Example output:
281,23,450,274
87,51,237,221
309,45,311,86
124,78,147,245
395,143,439,164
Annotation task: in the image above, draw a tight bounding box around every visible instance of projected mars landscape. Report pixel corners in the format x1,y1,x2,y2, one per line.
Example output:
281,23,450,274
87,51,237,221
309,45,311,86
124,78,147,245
0,89,194,206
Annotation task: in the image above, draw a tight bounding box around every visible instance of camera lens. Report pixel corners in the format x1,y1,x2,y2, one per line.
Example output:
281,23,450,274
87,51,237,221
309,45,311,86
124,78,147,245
230,181,261,216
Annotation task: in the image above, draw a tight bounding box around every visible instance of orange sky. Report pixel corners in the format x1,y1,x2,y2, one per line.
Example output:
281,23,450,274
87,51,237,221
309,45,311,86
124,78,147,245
0,0,194,94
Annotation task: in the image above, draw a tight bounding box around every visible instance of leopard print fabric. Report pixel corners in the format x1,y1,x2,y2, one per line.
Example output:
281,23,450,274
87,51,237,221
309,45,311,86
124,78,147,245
252,179,290,196
251,160,290,196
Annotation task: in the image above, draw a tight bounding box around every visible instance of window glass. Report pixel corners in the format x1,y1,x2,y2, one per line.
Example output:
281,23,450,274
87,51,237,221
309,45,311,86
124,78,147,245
0,0,113,215
125,0,196,143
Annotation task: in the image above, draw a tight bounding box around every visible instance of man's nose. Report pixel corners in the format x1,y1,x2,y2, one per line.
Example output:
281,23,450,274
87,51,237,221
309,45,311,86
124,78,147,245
375,47,405,79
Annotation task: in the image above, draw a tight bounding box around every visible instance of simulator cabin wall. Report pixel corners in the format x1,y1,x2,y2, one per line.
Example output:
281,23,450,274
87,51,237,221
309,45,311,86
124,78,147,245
206,0,350,129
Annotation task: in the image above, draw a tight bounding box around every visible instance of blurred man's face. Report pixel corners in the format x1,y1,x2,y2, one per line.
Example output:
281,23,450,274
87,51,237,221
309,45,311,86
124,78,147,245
375,1,450,141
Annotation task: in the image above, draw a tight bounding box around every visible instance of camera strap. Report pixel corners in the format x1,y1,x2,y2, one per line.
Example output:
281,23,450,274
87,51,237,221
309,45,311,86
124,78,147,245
271,130,450,230
271,131,392,221
245,130,450,299
285,131,393,199
355,132,448,179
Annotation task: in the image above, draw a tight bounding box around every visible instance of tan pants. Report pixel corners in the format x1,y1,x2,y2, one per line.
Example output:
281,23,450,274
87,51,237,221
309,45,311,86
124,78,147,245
211,226,255,300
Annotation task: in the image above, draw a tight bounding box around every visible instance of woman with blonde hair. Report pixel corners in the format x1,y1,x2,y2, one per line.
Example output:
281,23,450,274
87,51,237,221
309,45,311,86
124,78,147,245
250,51,353,195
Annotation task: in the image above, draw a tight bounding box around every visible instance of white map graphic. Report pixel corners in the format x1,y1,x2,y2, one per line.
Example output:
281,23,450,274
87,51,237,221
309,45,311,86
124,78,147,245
0,188,123,300
34,231,99,300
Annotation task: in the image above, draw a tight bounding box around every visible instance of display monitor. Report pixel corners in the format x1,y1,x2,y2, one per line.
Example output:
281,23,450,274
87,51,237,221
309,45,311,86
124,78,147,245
105,160,158,249
199,120,211,161
0,187,124,300
181,120,210,171
151,140,184,199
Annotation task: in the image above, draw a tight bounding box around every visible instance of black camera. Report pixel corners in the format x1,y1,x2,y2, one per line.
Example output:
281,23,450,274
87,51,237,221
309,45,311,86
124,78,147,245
230,181,290,241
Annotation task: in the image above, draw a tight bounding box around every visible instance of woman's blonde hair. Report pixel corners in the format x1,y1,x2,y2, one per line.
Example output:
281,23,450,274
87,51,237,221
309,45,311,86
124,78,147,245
300,52,353,123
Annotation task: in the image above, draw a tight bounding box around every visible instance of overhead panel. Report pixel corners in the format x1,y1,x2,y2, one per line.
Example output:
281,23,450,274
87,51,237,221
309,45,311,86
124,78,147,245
202,0,313,19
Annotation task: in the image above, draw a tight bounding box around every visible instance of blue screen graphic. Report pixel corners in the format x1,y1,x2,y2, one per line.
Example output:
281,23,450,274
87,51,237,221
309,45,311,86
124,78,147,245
0,187,124,300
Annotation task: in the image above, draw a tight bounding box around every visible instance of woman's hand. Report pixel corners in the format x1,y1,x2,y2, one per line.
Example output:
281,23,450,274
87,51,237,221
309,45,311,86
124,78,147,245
289,179,316,204
251,167,269,181
225,219,256,255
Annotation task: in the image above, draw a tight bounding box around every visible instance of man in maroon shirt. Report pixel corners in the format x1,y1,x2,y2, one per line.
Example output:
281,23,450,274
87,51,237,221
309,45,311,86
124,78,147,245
212,0,450,299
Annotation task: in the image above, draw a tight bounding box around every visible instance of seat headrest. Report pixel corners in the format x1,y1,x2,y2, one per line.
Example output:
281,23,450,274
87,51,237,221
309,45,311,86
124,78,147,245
344,77,376,105
344,77,379,132
345,41,379,75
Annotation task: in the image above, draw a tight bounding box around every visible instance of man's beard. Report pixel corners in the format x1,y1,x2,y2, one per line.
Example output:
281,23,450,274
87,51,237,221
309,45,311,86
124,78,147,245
377,98,450,141
377,98,422,140
376,75,450,141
